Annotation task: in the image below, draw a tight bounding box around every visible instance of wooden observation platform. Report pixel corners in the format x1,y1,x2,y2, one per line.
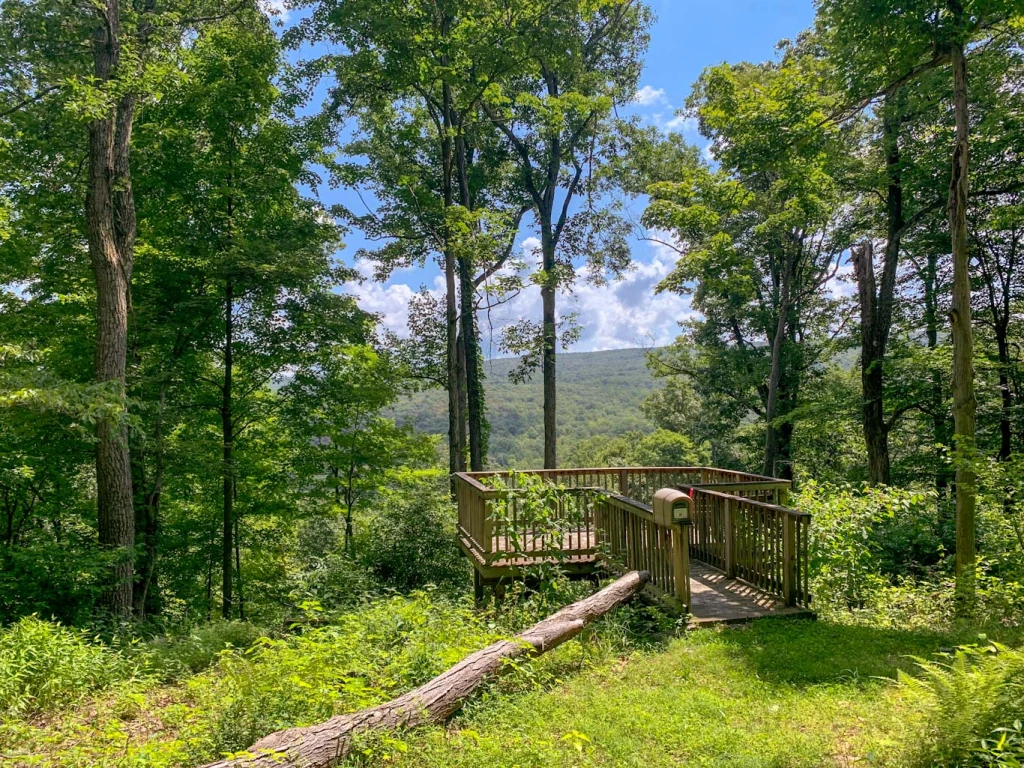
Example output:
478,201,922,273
455,467,812,624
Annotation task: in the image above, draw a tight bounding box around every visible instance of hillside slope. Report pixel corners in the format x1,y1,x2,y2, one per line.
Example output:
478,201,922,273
391,347,661,468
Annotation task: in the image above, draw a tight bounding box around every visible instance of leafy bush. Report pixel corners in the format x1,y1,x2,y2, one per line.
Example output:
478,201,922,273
355,473,467,592
798,481,942,614
979,720,1024,767
900,642,1024,767
0,616,139,716
0,540,107,626
144,620,268,679
179,591,500,759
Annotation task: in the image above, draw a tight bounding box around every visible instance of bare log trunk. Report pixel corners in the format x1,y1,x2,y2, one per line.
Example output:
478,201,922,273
201,570,650,768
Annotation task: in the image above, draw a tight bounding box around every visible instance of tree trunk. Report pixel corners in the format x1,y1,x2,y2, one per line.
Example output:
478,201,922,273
201,571,650,768
442,73,464,490
763,261,791,478
541,228,557,469
86,0,135,617
235,508,244,622
855,93,905,485
854,242,892,485
922,251,952,494
456,134,486,471
996,330,1013,462
222,281,234,620
947,35,976,614
132,383,166,618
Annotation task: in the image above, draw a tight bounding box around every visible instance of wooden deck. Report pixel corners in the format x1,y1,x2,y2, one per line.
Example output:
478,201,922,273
455,467,813,625
458,533,812,625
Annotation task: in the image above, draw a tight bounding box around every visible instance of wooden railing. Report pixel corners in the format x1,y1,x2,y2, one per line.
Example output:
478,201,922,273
683,486,810,606
593,493,690,609
456,467,810,610
454,473,598,563
459,467,779,505
455,473,496,559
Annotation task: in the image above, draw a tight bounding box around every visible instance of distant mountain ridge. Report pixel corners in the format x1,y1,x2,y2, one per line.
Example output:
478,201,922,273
391,347,662,468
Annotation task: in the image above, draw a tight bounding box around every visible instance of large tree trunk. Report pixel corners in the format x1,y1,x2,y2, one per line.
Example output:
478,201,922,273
854,242,892,485
541,228,557,469
222,281,235,620
201,571,649,768
456,133,486,471
855,93,905,485
763,260,791,478
947,35,977,614
87,0,136,617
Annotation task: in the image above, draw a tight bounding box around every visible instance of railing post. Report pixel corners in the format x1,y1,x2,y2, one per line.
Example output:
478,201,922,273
618,467,628,495
778,483,791,507
723,496,736,578
673,523,690,610
782,512,796,606
482,495,493,555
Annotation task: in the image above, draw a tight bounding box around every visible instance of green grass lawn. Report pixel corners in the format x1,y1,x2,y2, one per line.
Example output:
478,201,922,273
6,611,1012,768
371,617,957,768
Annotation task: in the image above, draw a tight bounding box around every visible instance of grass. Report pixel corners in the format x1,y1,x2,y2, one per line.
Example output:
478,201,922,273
364,618,970,768
2,609,1018,768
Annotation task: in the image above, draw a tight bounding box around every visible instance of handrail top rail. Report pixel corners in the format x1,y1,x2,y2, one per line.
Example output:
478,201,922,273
677,484,810,518
455,466,784,482
692,479,793,489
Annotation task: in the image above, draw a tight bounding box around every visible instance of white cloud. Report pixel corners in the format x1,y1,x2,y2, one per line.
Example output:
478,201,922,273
825,262,857,300
664,113,698,134
633,85,668,107
344,234,695,355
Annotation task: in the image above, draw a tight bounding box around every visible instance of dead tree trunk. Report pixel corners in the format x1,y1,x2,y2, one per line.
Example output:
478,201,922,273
200,570,650,768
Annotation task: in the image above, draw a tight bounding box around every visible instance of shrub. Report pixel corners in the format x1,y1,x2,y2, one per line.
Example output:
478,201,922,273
0,616,139,716
798,481,942,615
355,473,467,592
179,591,499,759
900,642,1024,767
144,620,268,679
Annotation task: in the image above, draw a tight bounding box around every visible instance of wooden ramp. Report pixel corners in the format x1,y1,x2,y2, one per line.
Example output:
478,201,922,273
687,561,812,625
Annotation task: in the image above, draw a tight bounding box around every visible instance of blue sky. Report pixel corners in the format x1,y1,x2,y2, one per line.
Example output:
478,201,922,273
319,0,818,356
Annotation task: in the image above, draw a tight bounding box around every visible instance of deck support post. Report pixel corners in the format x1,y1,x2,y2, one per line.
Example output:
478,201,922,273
782,513,796,606
473,569,483,605
723,497,736,578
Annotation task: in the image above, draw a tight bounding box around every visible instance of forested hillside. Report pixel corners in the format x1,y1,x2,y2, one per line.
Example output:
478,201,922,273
391,348,661,468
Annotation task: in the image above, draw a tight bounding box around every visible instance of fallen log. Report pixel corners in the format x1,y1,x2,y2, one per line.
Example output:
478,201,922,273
201,570,650,768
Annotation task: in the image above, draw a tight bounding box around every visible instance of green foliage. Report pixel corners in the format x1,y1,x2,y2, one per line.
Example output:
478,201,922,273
355,472,467,592
799,481,943,614
899,643,1024,768
144,621,267,679
0,616,139,717
178,592,500,758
